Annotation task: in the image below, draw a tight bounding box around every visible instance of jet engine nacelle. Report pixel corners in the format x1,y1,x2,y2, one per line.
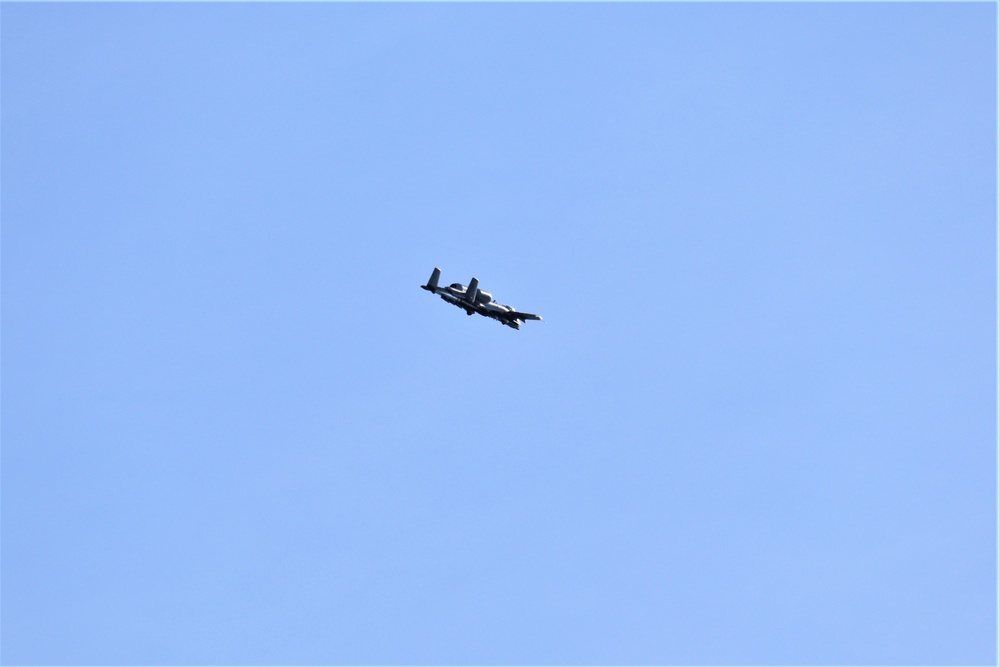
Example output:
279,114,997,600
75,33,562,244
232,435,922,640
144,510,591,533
475,290,493,304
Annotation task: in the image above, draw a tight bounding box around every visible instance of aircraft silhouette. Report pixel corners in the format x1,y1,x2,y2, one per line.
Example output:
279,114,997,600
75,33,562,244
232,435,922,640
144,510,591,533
420,268,543,330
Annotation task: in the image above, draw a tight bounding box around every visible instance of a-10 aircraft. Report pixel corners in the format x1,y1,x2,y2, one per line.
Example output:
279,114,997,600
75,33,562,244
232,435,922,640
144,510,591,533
420,267,543,330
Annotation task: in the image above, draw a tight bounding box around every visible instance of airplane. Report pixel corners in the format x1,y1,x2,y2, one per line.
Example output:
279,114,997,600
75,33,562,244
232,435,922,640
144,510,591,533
420,267,543,330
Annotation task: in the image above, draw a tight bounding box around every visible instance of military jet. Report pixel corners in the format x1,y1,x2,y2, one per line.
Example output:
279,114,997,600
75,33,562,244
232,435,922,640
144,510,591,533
420,267,543,330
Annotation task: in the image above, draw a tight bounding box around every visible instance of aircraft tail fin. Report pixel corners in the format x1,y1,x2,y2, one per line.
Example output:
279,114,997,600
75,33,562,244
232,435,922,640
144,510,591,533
465,277,479,303
422,267,441,292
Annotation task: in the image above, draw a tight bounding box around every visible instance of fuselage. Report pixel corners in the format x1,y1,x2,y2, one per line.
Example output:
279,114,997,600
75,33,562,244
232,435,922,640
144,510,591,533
439,284,517,317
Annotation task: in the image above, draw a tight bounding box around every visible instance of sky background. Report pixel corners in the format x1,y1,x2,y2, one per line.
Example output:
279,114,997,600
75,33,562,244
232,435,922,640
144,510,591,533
1,3,996,665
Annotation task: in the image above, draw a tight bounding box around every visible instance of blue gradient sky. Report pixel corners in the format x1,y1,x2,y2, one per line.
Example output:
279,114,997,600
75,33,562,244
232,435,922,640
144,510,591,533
2,3,996,665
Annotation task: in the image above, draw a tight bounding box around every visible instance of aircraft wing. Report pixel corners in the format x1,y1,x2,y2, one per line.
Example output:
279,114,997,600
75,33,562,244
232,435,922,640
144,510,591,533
507,311,543,322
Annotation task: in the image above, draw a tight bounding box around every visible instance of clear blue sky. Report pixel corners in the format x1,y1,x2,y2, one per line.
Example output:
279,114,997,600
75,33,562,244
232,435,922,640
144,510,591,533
2,3,996,665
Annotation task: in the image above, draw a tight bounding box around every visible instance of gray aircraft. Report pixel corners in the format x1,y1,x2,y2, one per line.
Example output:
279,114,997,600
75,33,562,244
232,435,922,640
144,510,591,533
420,267,543,330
